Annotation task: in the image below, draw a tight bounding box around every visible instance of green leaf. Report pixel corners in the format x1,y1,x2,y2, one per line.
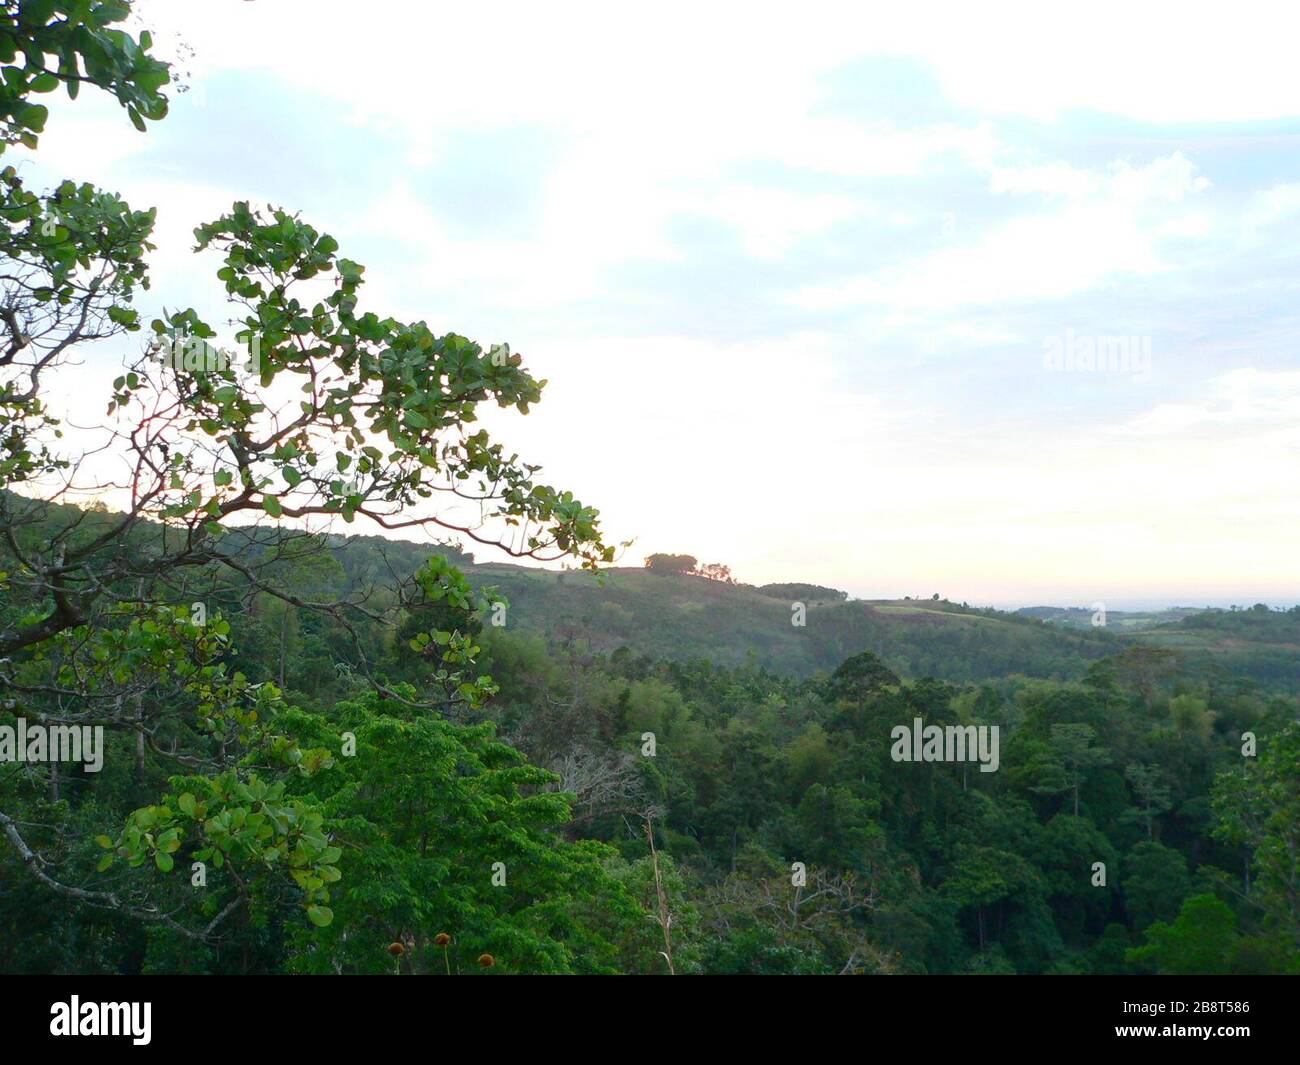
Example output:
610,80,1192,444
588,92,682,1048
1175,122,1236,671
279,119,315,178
306,905,333,927
263,495,283,518
21,103,48,132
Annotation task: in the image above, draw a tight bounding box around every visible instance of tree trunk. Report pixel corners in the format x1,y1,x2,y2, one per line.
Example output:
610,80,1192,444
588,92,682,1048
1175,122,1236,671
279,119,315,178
135,694,145,778
278,607,288,688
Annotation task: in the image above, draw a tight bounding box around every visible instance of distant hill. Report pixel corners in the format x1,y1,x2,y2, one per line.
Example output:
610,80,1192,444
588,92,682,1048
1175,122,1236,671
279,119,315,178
459,564,1120,682
1015,605,1203,631
6,491,1294,688
186,518,1300,695
460,568,1300,688
1133,606,1300,689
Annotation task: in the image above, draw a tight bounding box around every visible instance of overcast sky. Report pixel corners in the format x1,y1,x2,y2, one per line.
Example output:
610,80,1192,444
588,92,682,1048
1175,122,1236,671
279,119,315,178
19,0,1300,607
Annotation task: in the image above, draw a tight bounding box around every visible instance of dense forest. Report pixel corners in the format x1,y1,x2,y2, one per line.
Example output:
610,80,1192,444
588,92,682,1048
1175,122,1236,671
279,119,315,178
3,496,1299,974
1,3,1298,981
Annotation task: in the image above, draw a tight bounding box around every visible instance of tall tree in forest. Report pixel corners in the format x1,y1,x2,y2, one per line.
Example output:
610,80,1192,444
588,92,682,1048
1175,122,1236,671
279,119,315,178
1213,722,1300,962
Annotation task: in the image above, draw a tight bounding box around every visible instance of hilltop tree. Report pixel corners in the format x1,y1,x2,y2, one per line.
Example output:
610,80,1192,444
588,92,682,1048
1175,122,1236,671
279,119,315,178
645,553,698,575
697,562,733,583
757,583,847,603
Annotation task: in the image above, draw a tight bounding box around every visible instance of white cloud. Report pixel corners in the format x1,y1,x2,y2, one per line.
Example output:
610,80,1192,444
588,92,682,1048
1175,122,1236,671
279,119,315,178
791,204,1163,310
709,186,861,258
791,153,1209,310
1242,182,1300,242
990,152,1210,203
136,1,1300,128
1122,369,1300,435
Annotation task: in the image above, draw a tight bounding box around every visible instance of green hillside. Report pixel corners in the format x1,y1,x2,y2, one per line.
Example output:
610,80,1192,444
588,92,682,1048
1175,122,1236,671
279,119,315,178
1136,607,1300,689
463,564,1121,682
1024,602,1300,690
4,492,1291,691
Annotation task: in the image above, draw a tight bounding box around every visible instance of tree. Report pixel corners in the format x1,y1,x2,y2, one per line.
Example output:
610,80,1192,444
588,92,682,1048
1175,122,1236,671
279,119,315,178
1213,721,1300,958
756,582,847,602
944,845,1035,956
1109,646,1178,707
697,562,733,583
1038,813,1117,930
1126,894,1237,975
1030,724,1109,817
1122,763,1173,840
1122,840,1190,930
702,850,888,975
281,691,644,974
1167,693,1216,742
0,0,615,945
644,553,698,575
826,651,900,704
0,1,169,153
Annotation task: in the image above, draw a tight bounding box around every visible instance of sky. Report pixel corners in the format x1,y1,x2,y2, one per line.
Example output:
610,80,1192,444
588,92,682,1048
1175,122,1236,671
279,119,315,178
15,0,1300,608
